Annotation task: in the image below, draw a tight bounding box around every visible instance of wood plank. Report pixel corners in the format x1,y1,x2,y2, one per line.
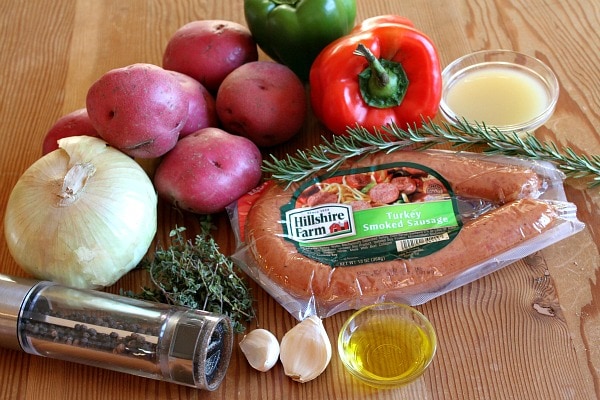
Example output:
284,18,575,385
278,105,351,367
0,0,597,399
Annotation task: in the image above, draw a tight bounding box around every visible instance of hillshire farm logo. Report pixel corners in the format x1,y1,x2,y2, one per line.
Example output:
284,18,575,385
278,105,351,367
285,204,355,243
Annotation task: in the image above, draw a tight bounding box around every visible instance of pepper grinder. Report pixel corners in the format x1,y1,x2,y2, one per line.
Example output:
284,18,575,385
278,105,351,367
0,274,233,391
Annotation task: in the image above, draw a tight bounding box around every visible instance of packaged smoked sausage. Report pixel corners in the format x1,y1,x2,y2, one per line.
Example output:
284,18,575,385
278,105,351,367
228,149,585,320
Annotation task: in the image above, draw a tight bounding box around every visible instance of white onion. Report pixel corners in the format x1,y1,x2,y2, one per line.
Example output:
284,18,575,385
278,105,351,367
4,136,157,289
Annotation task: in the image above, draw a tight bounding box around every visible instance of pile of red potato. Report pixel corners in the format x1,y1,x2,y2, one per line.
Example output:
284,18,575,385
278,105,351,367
42,20,308,215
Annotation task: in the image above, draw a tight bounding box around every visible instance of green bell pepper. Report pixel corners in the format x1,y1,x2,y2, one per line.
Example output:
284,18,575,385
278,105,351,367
244,0,356,81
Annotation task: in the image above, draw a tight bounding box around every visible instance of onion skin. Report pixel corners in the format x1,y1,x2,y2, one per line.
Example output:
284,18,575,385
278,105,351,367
4,136,157,289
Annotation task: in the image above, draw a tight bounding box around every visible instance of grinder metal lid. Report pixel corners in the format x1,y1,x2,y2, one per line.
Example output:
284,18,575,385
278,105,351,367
0,274,38,350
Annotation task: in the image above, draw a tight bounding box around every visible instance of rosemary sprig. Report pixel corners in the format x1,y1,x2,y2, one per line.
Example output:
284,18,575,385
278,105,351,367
130,225,255,334
262,119,600,188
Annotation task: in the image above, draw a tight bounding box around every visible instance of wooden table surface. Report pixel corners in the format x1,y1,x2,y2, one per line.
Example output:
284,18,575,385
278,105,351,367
0,0,598,399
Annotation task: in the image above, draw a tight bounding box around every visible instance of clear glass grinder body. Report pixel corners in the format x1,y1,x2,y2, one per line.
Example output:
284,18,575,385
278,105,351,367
0,274,233,391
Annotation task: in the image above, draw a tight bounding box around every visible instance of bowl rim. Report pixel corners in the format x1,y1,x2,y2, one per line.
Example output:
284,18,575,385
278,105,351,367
337,302,437,388
439,49,560,134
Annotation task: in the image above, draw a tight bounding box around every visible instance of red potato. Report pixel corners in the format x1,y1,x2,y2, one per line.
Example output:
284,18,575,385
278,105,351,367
216,61,307,147
167,71,218,138
42,108,100,155
162,20,258,94
154,127,262,214
86,63,189,159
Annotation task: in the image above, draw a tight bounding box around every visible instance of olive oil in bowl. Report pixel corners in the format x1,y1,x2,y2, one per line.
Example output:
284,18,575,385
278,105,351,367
338,303,437,388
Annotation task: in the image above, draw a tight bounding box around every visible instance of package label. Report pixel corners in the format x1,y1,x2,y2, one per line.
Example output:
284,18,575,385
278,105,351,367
280,163,462,266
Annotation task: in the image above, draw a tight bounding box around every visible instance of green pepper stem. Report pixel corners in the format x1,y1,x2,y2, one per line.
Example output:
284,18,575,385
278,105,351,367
354,43,389,87
271,0,299,5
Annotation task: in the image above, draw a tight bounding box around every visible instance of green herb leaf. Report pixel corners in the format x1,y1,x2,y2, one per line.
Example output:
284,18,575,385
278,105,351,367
130,224,255,334
261,119,600,188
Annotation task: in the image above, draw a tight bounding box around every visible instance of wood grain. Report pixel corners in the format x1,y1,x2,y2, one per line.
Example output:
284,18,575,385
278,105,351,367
0,0,598,399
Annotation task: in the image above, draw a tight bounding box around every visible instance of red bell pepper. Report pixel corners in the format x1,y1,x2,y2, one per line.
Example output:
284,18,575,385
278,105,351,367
309,15,442,135
350,15,414,33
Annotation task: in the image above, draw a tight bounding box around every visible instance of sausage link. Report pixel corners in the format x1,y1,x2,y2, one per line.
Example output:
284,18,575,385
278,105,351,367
246,182,558,305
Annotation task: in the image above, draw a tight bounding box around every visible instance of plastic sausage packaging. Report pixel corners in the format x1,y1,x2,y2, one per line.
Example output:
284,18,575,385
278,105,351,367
228,149,585,319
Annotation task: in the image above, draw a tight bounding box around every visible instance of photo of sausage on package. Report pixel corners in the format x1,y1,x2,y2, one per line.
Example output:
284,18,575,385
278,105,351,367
228,149,585,320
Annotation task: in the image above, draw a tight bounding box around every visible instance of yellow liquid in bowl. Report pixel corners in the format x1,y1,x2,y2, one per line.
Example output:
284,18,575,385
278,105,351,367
340,315,435,386
444,66,549,126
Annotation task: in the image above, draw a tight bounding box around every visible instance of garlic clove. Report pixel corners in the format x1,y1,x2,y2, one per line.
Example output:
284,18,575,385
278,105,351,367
239,328,280,372
279,315,332,383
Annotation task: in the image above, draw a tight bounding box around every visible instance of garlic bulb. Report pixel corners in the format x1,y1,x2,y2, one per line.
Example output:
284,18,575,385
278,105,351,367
279,316,332,383
239,328,280,372
4,136,157,289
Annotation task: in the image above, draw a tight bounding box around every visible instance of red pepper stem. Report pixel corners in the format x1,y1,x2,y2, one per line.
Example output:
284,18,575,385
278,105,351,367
353,43,409,109
354,43,389,87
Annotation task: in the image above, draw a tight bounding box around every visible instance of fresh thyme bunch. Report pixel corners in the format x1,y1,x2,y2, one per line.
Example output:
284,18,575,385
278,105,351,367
134,225,255,334
263,119,600,188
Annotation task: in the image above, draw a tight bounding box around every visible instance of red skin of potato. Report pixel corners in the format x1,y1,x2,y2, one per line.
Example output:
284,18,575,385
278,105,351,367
167,71,218,138
86,63,188,159
154,127,262,214
42,108,100,155
216,61,307,147
162,20,258,94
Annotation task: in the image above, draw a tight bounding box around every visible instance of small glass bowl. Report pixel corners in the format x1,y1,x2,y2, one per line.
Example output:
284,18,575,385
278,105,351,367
439,49,559,136
337,303,437,389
